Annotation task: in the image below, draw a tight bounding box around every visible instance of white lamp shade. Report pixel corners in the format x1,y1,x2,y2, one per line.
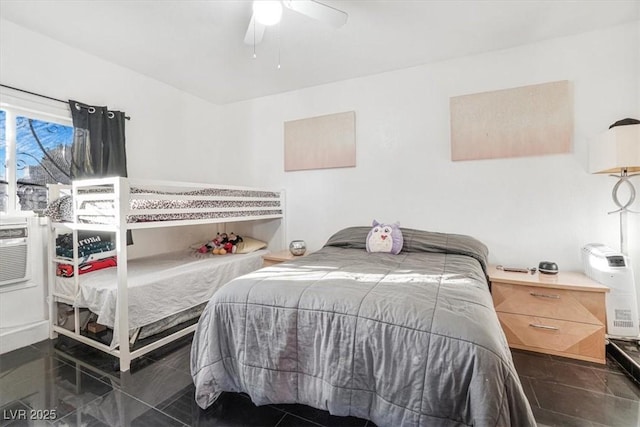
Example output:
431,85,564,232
589,124,640,174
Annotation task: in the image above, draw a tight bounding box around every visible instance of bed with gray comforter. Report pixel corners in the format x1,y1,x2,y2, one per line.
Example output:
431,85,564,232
191,227,536,426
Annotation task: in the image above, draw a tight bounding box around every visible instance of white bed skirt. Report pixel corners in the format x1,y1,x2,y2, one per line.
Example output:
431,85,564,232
54,249,266,347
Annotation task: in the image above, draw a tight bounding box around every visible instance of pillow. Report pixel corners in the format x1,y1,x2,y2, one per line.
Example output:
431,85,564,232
366,220,403,255
324,226,370,250
44,195,74,222
400,228,489,272
235,236,267,254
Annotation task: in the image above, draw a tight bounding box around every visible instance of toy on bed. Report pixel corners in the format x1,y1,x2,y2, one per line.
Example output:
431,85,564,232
198,232,244,255
366,220,403,254
224,232,243,254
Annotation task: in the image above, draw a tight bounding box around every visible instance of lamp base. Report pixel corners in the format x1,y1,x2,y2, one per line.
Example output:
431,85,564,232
609,169,639,255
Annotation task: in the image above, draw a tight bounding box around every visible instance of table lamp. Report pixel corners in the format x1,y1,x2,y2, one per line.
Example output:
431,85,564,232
589,118,640,254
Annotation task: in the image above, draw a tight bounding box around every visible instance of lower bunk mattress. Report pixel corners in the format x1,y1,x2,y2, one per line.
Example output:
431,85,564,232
55,249,266,347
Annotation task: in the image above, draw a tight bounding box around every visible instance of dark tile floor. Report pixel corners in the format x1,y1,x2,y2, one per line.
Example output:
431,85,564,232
1,336,639,426
608,339,640,384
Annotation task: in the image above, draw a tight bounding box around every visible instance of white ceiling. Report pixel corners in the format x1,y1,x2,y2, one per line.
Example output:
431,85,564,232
1,0,639,105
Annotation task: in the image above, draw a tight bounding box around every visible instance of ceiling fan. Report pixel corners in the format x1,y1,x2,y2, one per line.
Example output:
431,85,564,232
244,0,348,45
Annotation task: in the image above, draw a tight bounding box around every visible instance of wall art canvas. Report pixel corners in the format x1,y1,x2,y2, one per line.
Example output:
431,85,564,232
284,111,356,171
450,80,573,161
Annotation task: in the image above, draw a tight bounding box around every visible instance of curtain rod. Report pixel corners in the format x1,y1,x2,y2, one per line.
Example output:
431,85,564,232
0,83,131,120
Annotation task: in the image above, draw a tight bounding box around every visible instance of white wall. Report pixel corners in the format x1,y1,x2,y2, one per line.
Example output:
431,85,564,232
0,217,49,354
220,22,640,283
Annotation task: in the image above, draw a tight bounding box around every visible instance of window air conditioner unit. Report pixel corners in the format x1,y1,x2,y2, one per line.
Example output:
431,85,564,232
0,221,31,287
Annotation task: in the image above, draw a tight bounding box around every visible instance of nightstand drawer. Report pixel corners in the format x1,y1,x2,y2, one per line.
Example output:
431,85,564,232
497,312,605,363
492,282,605,325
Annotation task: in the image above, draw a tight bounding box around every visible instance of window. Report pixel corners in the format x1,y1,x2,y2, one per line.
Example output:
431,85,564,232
0,98,73,214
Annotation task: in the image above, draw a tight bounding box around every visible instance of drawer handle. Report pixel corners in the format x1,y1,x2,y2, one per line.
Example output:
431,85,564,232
529,291,560,299
529,323,559,331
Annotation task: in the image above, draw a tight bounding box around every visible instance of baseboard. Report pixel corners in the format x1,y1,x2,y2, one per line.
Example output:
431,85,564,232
0,321,49,354
607,339,640,385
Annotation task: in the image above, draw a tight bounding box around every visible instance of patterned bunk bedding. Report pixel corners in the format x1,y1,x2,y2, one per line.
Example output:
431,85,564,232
191,227,536,427
45,186,282,223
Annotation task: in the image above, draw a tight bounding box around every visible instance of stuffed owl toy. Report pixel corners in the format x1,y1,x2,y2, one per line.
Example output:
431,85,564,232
366,220,403,254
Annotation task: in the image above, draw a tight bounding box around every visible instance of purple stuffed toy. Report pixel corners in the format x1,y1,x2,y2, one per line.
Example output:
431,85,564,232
366,220,403,254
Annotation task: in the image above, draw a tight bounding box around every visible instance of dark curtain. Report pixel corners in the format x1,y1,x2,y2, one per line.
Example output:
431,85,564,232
69,100,132,244
69,100,128,178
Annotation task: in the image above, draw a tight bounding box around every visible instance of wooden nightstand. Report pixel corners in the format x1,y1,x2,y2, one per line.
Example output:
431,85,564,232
489,265,609,364
262,250,307,267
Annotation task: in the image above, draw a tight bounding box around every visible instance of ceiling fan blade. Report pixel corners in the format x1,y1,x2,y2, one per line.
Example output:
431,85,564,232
283,0,348,28
244,14,266,45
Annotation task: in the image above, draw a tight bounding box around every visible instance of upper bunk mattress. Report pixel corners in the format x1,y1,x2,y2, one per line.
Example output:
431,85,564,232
55,249,266,331
45,186,282,223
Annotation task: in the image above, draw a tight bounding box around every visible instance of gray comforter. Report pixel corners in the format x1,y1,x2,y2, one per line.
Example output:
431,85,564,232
191,227,536,426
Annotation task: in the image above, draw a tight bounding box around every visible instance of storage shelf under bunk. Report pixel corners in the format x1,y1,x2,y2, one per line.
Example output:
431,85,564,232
52,321,198,362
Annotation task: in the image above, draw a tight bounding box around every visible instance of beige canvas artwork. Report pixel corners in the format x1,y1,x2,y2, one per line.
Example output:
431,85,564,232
284,111,356,171
450,80,573,161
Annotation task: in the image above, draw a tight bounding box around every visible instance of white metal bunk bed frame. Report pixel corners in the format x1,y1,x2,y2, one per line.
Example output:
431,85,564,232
48,176,285,371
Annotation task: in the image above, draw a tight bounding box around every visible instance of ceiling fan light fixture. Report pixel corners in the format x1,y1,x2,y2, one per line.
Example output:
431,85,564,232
253,1,283,26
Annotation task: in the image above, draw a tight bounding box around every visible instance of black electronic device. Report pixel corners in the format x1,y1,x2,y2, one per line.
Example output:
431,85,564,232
538,261,559,275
